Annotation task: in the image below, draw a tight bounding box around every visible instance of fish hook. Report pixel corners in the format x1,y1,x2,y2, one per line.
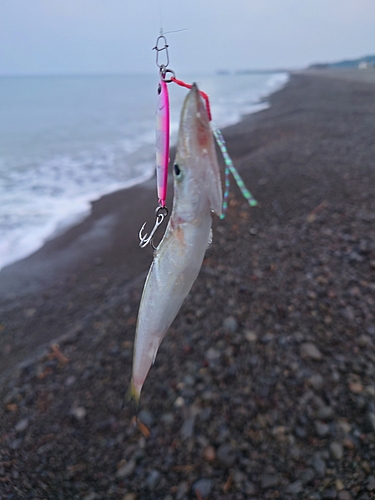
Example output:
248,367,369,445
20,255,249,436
139,206,168,249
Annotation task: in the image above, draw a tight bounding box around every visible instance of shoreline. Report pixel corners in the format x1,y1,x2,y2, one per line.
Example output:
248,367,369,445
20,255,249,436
0,69,375,498
0,71,288,276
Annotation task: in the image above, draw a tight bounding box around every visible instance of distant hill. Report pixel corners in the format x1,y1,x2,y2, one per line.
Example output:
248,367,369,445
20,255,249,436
309,55,375,69
331,55,375,68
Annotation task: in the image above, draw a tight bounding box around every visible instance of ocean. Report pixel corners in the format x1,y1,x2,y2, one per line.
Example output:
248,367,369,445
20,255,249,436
0,72,288,271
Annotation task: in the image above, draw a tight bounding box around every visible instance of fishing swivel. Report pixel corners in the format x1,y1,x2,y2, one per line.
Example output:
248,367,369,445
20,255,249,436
139,205,168,249
153,35,175,82
153,35,169,69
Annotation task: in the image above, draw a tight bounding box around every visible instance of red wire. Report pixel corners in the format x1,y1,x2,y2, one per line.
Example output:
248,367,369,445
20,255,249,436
171,77,212,121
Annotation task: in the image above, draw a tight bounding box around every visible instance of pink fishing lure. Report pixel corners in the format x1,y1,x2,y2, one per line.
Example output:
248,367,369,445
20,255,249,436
156,79,170,208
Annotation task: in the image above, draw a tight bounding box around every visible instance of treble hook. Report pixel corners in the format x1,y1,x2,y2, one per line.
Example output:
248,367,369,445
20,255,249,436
139,206,168,249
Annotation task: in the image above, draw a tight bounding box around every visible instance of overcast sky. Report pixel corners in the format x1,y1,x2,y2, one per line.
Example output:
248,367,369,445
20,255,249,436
1,0,374,76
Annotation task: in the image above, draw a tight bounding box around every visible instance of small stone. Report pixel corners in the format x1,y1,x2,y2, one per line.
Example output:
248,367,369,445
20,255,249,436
146,469,161,490
335,479,344,491
261,333,274,343
342,437,355,449
176,481,189,500
184,374,195,386
367,475,375,492
299,468,315,485
83,494,97,500
338,492,351,500
138,409,153,427
300,343,323,360
315,421,330,437
349,382,363,393
223,316,238,332
295,426,307,438
161,413,174,425
71,406,86,420
338,420,351,434
174,397,185,407
261,473,279,489
362,460,371,473
309,374,324,390
205,347,220,361
217,443,237,467
312,454,326,476
365,385,375,397
65,375,76,387
317,406,335,421
180,416,196,440
357,334,372,347
192,478,213,498
15,418,29,432
10,438,22,450
25,308,36,318
322,489,337,499
122,494,137,500
330,442,343,460
286,480,303,494
243,481,256,495
233,469,246,485
245,331,257,342
203,445,216,462
367,412,375,432
116,459,136,478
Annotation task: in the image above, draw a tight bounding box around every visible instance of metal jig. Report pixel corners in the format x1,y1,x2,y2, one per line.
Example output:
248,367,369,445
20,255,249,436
139,206,168,249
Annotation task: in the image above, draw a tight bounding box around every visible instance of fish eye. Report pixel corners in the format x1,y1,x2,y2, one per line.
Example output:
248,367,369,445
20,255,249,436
174,163,183,180
157,84,161,95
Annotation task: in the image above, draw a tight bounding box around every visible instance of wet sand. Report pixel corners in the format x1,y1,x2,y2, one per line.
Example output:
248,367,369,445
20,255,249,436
0,69,375,499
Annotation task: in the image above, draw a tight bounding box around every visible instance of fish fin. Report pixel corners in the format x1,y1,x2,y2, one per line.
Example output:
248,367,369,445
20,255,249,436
207,228,213,249
206,137,223,216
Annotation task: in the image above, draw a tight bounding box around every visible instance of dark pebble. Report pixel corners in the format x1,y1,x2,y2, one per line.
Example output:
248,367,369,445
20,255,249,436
312,454,326,476
146,469,161,490
261,473,279,489
192,478,213,498
217,443,237,467
286,480,303,494
322,489,337,499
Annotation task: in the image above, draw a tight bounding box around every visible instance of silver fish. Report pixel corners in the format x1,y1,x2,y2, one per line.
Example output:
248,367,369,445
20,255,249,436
129,83,222,402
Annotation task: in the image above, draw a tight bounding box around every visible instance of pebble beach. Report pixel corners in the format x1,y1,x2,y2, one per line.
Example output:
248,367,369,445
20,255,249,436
0,70,375,500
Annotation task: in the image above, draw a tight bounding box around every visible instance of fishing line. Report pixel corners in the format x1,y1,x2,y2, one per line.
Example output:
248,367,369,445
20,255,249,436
171,77,212,120
158,0,164,34
163,28,188,35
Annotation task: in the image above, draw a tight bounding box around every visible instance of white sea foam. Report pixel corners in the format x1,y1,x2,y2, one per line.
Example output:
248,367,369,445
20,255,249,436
0,72,288,271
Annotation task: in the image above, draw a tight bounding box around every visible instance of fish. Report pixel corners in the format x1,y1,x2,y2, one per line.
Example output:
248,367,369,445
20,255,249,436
129,83,223,402
155,78,170,208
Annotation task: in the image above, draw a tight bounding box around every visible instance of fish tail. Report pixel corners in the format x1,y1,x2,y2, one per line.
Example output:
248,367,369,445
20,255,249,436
124,379,141,409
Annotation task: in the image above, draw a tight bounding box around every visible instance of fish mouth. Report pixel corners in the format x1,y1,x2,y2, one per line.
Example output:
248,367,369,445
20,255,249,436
177,83,212,159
